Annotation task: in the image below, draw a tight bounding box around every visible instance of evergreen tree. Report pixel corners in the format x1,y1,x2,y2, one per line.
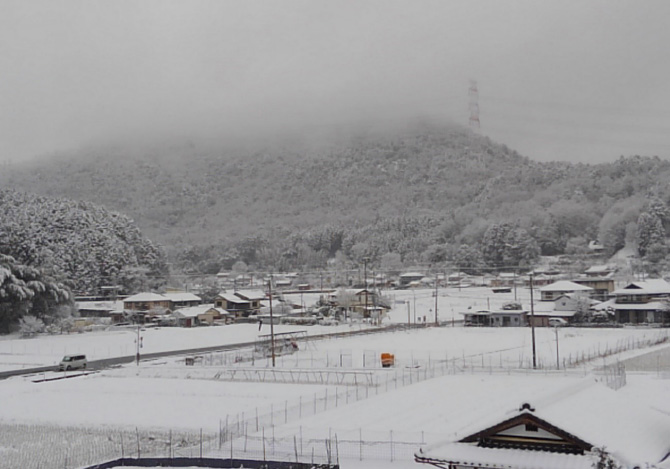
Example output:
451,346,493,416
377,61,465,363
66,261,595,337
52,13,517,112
0,254,72,333
636,212,665,257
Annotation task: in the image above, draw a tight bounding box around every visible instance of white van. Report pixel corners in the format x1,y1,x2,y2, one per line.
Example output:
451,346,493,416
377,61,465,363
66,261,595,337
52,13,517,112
59,354,87,371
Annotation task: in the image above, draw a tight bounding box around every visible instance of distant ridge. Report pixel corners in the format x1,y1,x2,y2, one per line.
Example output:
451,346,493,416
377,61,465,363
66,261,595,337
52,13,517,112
2,122,669,273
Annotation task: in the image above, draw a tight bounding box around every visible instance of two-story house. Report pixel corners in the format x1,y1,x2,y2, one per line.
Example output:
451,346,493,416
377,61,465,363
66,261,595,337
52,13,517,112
538,281,593,302
214,289,266,317
599,279,670,324
571,277,615,302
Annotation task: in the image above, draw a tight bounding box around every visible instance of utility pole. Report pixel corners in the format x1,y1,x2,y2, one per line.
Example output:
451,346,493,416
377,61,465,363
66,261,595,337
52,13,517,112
135,325,141,366
413,289,417,325
407,301,411,328
268,277,275,367
363,257,370,323
512,267,517,301
434,273,439,326
554,326,560,370
529,273,537,369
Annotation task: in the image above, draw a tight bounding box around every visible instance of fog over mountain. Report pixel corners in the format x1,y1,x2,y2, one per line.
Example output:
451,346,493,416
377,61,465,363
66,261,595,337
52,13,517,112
2,1,670,164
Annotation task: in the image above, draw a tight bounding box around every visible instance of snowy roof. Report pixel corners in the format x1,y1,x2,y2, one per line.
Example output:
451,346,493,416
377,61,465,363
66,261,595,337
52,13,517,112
76,300,124,313
498,272,517,278
611,279,670,296
217,293,250,304
400,272,424,278
593,299,667,311
420,379,670,468
539,281,592,292
234,289,267,301
461,310,528,316
162,292,201,302
123,292,168,303
173,305,220,318
418,442,593,469
584,265,613,274
530,310,577,318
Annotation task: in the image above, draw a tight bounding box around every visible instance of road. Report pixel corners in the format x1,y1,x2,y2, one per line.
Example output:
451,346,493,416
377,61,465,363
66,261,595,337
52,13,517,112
0,323,425,380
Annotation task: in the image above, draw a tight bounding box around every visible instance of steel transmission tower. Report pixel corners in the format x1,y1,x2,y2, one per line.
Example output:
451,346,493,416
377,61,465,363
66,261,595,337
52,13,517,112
468,79,480,130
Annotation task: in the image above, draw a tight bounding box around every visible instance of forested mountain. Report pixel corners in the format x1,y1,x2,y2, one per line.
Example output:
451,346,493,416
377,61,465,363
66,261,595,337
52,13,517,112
2,123,670,275
0,190,167,294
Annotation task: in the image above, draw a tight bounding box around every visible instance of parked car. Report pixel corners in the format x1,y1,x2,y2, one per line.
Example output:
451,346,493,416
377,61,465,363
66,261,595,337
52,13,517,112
548,318,568,327
58,354,87,371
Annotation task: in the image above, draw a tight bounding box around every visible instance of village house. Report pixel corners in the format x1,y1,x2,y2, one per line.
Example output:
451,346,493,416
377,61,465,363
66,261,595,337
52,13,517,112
172,305,229,327
415,381,670,469
329,288,390,319
76,299,124,319
529,294,599,327
462,309,528,327
538,281,593,301
594,278,670,324
584,264,615,277
489,272,517,288
571,277,615,302
162,291,202,309
122,292,173,323
399,272,424,287
213,289,266,318
123,292,172,313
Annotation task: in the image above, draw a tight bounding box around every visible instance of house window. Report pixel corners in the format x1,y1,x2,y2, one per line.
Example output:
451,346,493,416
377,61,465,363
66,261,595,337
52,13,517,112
525,424,538,432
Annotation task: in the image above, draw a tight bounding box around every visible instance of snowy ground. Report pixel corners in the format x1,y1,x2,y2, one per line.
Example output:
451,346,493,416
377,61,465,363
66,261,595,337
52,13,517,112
1,287,669,468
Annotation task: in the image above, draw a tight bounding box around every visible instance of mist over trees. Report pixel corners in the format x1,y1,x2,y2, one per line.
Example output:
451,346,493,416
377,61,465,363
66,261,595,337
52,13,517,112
3,124,670,277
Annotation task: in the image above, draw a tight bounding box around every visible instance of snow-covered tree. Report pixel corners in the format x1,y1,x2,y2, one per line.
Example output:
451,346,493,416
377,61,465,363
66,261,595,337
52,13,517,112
636,212,665,257
18,315,45,337
0,254,72,333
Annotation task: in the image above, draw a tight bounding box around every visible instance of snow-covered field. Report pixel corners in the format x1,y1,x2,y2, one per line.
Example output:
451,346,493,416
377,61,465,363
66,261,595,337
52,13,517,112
0,286,526,372
1,287,669,469
0,322,374,372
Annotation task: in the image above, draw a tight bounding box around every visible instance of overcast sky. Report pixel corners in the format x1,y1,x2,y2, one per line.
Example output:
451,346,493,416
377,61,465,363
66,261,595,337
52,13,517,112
2,0,670,164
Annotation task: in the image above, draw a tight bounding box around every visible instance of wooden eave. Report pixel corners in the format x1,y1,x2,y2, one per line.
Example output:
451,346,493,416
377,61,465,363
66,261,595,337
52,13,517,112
459,412,593,453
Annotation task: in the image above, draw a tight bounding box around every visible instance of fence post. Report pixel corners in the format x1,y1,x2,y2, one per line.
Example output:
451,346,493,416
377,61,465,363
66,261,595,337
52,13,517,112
136,427,140,459
390,430,394,462
262,427,266,461
335,433,340,465
200,428,203,460
294,435,299,462
359,428,363,461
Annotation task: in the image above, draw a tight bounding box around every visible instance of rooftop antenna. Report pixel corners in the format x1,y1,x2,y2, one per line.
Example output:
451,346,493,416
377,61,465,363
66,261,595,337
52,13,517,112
468,79,480,131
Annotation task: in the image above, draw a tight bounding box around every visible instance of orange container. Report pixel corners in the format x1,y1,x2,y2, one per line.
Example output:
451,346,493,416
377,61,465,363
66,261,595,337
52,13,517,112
381,353,395,367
